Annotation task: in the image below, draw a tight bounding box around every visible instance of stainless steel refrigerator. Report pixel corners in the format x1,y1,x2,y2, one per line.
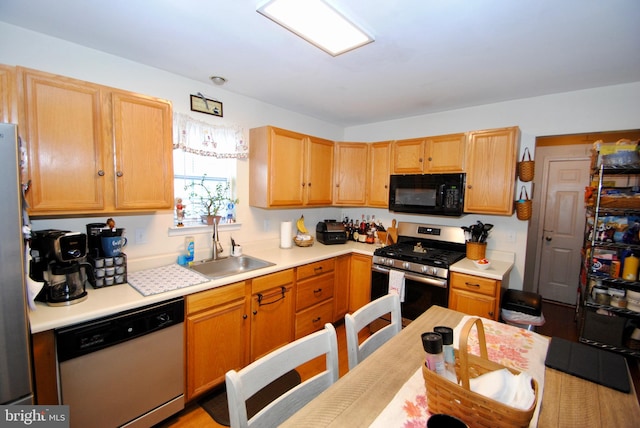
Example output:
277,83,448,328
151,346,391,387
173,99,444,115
0,123,34,405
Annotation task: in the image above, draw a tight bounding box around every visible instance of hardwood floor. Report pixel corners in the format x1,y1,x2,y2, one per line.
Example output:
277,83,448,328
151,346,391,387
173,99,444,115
156,302,640,427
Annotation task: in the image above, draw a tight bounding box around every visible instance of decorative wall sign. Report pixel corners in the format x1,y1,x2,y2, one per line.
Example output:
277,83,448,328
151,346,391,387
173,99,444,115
190,94,223,117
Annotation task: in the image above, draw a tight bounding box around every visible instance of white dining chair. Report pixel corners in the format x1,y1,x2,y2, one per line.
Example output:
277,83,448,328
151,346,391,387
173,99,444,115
345,292,402,370
225,323,339,428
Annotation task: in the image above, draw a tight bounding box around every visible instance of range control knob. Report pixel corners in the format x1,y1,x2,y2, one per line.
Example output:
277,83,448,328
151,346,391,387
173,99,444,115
386,259,395,267
402,262,411,270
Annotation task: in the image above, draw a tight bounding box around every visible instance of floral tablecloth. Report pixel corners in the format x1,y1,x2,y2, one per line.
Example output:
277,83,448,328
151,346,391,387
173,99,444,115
370,315,550,428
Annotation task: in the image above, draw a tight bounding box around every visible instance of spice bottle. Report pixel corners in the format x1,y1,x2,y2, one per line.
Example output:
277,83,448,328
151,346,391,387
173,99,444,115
434,326,457,382
421,332,445,375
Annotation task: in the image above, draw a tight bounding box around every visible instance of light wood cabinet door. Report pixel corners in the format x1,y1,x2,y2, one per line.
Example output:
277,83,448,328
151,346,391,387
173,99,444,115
425,133,466,173
333,254,351,321
0,64,16,123
349,253,372,312
367,141,391,207
392,138,426,174
250,269,295,361
464,126,519,215
249,126,333,207
449,288,497,320
111,90,173,210
185,282,249,401
20,68,107,213
334,142,368,205
305,135,334,205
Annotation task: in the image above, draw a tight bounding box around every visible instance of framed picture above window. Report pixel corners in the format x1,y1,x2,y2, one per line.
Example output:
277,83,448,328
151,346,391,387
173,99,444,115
190,94,223,117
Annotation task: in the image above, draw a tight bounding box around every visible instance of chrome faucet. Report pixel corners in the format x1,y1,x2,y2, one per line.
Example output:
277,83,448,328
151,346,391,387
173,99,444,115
212,217,224,260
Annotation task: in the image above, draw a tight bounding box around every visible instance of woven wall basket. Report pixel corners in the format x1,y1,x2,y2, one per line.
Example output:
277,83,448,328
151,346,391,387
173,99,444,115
518,147,535,182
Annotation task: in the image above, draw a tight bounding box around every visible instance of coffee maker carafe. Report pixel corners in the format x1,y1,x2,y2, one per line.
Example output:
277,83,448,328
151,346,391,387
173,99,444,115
30,230,91,306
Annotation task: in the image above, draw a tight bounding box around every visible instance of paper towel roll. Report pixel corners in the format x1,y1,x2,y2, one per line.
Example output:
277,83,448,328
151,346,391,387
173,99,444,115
280,221,293,248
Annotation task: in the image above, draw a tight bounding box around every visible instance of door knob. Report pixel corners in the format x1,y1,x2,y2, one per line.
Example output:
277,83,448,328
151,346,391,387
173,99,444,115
545,236,552,242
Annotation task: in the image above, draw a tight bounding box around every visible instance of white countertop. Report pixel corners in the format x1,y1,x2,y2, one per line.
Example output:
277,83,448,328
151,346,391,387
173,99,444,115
28,239,514,333
450,257,514,280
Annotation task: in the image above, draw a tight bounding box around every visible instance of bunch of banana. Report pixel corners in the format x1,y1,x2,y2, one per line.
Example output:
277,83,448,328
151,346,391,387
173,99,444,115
295,215,312,241
296,215,308,234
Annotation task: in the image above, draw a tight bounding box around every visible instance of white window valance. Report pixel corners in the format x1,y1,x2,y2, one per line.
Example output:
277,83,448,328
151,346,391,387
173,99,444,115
173,112,248,158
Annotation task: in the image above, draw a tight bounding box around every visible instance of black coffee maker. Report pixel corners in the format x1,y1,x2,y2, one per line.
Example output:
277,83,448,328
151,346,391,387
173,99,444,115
30,229,92,306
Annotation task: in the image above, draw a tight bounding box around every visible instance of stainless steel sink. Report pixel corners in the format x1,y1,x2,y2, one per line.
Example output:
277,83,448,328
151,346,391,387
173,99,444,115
189,255,275,279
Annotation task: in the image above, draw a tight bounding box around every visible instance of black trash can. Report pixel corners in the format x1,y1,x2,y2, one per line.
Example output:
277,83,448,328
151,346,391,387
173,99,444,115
501,289,545,331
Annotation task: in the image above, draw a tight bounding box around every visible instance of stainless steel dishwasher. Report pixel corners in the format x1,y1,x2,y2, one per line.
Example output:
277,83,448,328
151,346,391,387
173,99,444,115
56,298,185,428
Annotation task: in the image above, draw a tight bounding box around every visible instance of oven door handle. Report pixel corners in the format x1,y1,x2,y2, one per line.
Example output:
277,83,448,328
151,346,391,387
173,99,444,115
371,265,448,289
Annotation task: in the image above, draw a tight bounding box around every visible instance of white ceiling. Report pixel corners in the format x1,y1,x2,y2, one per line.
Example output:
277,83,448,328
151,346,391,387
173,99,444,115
1,0,639,127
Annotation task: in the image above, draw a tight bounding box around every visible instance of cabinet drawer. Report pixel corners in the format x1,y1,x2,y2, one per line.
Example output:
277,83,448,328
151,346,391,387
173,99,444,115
186,281,246,315
296,259,335,281
252,269,294,294
295,300,334,339
450,272,497,297
296,273,334,311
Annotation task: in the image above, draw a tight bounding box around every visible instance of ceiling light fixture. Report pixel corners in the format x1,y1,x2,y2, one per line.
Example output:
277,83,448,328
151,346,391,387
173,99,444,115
210,76,227,85
257,0,374,56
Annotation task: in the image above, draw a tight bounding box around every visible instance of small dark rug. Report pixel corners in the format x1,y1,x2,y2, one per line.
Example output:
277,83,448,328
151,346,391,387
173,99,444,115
198,369,301,426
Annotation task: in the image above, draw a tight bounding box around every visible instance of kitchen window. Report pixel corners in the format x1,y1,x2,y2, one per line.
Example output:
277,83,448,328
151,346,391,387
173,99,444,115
172,112,248,228
173,149,236,225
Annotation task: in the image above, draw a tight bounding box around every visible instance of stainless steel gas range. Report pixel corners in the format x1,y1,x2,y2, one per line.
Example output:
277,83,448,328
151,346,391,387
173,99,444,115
371,222,466,322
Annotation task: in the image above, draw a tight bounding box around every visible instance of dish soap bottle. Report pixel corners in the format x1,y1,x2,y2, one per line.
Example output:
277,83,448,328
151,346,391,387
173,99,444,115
185,236,195,263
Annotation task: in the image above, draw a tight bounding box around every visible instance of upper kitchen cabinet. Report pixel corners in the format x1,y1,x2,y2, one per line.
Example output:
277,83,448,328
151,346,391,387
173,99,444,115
0,64,16,123
334,142,368,206
367,141,392,207
464,126,519,215
18,67,173,215
392,137,425,173
392,133,466,174
249,126,333,208
110,90,173,210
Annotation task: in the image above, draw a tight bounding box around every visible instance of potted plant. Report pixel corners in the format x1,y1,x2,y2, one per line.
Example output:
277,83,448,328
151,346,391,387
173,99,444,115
184,175,238,225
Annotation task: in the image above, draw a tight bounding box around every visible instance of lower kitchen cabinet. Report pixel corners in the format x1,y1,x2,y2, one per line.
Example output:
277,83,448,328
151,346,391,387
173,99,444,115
31,330,59,405
349,253,372,313
295,259,335,338
333,254,351,321
449,272,501,320
250,269,295,361
185,281,248,401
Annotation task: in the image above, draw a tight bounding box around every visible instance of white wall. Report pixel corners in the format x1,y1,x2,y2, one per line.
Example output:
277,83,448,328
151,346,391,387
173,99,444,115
3,22,640,290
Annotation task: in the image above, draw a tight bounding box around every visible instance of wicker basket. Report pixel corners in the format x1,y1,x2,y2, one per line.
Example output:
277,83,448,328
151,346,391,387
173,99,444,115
422,318,538,428
518,147,535,182
466,242,487,260
293,235,314,247
515,186,532,221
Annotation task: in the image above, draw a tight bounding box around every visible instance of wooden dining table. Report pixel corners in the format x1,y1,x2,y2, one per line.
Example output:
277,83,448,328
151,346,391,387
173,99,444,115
281,305,640,428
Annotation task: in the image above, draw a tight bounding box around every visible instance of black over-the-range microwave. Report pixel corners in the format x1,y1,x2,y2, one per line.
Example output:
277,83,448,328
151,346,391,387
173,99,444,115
388,173,465,216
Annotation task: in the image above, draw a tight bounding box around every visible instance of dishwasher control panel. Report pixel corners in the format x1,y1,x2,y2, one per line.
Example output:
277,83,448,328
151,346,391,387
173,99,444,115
56,297,184,362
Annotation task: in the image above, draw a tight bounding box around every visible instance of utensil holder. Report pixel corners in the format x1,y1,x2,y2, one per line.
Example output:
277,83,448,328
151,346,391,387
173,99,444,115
466,242,487,260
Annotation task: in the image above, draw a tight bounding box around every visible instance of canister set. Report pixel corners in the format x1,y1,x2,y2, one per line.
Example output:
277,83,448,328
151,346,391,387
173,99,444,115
591,283,640,312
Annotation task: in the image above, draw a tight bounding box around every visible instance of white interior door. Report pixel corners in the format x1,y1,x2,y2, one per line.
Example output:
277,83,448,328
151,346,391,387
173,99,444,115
537,159,590,304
